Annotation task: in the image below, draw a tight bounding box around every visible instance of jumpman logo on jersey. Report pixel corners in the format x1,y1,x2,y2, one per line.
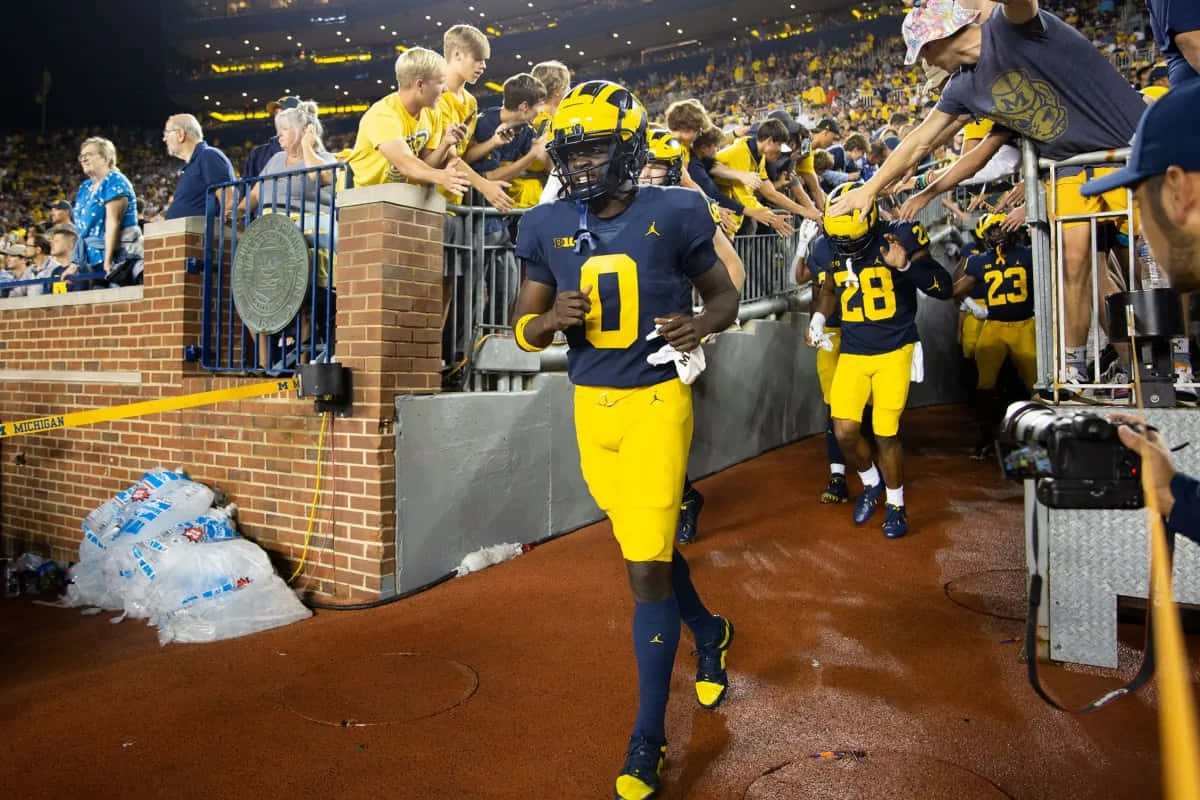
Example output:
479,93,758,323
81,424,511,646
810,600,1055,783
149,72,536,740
645,221,661,237
650,392,663,405
928,276,942,293
649,633,664,644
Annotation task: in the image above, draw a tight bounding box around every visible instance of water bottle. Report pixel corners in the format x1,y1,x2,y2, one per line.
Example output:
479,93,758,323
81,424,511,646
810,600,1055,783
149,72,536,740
1136,238,1169,289
4,561,20,598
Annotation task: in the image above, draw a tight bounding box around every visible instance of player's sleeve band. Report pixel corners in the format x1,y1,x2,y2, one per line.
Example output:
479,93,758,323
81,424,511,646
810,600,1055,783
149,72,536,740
514,313,548,352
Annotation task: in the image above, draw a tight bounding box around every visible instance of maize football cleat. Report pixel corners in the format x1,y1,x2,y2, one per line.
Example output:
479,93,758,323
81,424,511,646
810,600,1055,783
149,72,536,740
614,734,667,800
675,487,705,544
882,503,908,539
693,616,735,709
820,474,850,504
853,482,884,525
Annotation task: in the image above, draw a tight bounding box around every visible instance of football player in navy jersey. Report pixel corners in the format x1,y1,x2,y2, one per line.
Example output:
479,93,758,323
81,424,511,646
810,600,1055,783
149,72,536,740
954,212,1037,455
510,82,740,800
640,128,745,545
807,183,954,538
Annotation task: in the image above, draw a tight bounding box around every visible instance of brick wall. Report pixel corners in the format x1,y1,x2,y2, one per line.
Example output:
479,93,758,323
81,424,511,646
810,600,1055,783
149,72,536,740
0,184,444,603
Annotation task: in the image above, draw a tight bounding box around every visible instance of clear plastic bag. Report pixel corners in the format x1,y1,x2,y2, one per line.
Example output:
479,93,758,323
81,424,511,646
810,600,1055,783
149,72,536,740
155,575,311,645
79,467,193,563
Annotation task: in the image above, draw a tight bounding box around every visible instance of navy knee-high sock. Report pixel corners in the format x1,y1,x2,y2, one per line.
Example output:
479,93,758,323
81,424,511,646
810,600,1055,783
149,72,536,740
671,550,720,645
824,406,844,468
632,594,681,741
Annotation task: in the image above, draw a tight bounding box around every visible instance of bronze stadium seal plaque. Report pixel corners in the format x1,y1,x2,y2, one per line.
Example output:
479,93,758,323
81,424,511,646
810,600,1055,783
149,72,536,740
232,213,311,335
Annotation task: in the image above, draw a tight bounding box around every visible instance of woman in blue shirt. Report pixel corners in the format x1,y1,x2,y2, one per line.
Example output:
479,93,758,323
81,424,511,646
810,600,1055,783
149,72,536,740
72,136,142,285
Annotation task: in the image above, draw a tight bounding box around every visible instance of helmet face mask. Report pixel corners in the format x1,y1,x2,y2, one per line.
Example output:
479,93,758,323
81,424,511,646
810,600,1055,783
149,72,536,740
548,81,648,204
823,181,879,257
642,128,683,186
976,213,1010,251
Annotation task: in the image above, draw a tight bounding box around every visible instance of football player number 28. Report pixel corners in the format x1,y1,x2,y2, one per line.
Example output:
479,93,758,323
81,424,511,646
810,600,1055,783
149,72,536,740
580,254,639,348
839,266,897,322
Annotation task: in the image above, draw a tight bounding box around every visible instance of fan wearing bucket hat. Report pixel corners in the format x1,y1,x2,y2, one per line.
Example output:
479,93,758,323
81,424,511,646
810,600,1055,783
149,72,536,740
1081,80,1200,293
830,0,1147,390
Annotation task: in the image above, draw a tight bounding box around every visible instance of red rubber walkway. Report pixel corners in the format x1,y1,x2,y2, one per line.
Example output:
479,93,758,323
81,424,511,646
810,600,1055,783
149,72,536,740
1,406,1193,799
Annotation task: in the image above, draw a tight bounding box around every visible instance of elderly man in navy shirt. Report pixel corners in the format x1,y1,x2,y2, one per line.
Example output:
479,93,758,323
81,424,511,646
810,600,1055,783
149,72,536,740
163,114,235,220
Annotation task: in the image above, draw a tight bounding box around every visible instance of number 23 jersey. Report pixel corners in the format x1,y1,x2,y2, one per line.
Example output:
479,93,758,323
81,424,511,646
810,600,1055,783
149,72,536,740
515,184,719,388
808,220,942,356
965,244,1034,322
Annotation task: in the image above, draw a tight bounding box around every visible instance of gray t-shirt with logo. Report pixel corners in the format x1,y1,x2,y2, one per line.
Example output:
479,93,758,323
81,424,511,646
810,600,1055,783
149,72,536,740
938,8,1146,163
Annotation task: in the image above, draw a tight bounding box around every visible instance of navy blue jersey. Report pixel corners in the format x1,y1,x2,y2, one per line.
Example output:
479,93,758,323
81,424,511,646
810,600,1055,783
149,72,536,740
965,244,1034,322
806,234,841,328
960,237,988,300
819,220,947,356
516,185,719,388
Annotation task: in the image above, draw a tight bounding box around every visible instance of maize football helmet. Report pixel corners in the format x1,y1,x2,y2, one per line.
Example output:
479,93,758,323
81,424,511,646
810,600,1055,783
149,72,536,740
975,212,1010,251
548,80,648,202
823,182,879,257
644,128,684,187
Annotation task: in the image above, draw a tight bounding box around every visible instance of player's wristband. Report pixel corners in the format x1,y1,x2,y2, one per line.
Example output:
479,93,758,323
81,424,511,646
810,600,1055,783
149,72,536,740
514,313,548,352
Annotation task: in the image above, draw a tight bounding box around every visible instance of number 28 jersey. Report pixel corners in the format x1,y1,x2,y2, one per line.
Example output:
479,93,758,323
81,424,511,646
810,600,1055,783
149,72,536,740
808,220,946,356
515,185,719,388
965,244,1034,322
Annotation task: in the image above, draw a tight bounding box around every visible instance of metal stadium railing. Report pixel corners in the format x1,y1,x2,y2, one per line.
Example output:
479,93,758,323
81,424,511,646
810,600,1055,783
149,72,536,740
201,162,343,375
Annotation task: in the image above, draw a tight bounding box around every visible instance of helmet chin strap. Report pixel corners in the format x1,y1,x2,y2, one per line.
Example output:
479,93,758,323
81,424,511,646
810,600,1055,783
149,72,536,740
573,199,596,254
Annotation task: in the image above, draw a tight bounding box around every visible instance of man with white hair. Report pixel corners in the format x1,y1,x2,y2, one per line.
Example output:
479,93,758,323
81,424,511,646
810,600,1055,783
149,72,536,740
163,114,235,220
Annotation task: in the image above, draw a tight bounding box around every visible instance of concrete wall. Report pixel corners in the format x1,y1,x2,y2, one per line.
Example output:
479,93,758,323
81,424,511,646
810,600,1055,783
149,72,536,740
393,297,965,593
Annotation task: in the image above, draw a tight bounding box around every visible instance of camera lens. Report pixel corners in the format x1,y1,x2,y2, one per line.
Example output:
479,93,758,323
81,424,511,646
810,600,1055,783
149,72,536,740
1000,401,1058,444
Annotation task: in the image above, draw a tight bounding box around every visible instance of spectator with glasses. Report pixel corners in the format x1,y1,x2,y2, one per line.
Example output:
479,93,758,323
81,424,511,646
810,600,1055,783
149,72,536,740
72,137,142,286
163,114,236,221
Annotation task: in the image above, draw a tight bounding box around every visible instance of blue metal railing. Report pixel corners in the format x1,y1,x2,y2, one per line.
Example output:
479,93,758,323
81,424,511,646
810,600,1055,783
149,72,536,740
0,270,108,298
202,162,343,374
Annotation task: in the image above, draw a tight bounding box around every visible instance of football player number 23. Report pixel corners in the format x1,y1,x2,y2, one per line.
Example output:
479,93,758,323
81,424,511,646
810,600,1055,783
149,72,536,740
984,267,1028,306
839,266,897,322
580,254,639,348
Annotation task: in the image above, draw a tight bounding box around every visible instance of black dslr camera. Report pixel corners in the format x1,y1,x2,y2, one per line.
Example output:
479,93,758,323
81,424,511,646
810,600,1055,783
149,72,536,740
999,401,1144,510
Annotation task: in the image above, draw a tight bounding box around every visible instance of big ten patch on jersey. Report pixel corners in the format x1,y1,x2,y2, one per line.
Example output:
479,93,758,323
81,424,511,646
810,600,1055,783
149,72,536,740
967,245,1034,322
515,185,719,388
828,220,930,356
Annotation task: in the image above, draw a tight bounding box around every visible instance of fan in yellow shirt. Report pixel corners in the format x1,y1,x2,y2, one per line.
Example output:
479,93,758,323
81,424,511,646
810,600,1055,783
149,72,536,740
347,47,469,195
433,25,512,211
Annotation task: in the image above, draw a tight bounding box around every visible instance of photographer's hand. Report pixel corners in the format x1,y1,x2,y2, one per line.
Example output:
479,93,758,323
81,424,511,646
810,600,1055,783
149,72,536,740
1111,413,1176,516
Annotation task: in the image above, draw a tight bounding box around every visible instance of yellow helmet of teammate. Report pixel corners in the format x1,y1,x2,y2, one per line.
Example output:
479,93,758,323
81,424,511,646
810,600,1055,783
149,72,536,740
823,182,878,256
976,212,1011,250
548,80,648,202
644,128,683,186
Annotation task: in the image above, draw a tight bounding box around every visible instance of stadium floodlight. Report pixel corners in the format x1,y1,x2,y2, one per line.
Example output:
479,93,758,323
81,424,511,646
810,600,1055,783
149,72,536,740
286,35,292,40
379,24,385,30
425,14,431,19
204,43,211,48
391,31,397,36
677,28,682,34
731,16,737,22
243,39,249,44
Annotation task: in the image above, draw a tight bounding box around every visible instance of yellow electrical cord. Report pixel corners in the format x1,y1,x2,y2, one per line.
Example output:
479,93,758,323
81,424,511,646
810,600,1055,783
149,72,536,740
288,411,330,584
